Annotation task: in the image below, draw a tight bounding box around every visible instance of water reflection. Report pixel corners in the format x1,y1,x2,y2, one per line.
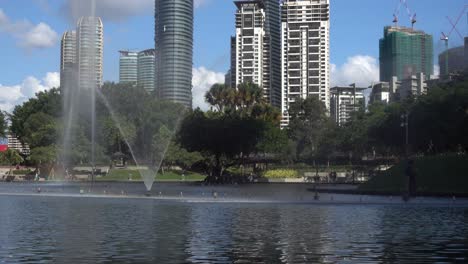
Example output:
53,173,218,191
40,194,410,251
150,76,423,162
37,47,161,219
0,196,468,263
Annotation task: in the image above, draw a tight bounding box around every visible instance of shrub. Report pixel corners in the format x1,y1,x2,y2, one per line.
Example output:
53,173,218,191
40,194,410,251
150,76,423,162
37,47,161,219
263,169,299,179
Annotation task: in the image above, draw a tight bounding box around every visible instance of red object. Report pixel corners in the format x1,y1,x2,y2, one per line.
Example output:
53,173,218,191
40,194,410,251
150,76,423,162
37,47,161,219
0,145,8,152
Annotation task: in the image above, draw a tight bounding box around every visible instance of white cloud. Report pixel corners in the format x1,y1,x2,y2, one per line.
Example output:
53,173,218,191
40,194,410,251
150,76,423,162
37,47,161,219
43,72,60,89
0,9,7,25
192,67,225,110
0,72,60,112
63,0,210,22
21,23,59,49
331,55,380,87
0,9,58,50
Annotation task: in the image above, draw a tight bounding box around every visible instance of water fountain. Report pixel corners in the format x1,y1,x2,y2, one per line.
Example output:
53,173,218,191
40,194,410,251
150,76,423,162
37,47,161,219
60,0,182,192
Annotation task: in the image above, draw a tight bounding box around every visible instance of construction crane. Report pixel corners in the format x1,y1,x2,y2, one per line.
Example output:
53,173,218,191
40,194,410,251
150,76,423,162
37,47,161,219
393,0,417,28
440,5,468,78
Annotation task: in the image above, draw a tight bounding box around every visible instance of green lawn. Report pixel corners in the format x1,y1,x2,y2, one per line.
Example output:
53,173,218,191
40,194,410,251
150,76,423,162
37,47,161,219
97,169,206,182
359,154,468,195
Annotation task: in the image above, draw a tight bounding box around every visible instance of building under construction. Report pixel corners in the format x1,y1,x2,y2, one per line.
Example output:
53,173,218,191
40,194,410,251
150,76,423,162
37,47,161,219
438,37,468,77
379,26,433,82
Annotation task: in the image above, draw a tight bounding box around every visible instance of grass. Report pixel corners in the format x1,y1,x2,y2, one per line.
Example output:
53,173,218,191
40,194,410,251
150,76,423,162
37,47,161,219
359,154,468,195
98,169,206,182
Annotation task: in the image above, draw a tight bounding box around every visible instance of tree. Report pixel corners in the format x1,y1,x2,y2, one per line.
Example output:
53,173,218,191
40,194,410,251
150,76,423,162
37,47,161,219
0,149,24,174
164,142,203,171
29,146,57,179
287,97,330,163
0,111,7,138
178,109,267,182
10,88,61,141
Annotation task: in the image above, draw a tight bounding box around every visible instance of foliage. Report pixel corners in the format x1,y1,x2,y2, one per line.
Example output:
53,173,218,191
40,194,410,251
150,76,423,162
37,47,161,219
164,142,203,170
287,96,336,162
262,169,299,179
10,88,61,141
102,169,205,182
179,82,283,181
360,154,468,195
0,111,7,138
0,149,24,167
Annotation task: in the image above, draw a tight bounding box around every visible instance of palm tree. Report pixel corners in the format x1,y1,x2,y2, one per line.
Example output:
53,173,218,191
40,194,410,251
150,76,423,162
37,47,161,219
205,84,229,112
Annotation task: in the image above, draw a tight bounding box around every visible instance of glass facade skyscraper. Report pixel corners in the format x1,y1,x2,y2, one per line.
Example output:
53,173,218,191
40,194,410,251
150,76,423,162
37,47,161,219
138,49,156,93
119,51,138,84
155,0,194,108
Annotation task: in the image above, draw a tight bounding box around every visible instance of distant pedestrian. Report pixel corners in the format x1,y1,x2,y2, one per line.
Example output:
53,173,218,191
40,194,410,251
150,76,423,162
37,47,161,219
406,159,417,198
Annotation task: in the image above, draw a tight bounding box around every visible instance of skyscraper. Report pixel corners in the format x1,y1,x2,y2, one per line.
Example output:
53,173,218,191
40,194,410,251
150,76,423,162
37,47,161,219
77,17,103,90
155,0,193,108
138,49,156,93
232,0,281,108
60,30,76,73
280,0,330,127
379,26,433,82
60,30,77,89
119,51,138,84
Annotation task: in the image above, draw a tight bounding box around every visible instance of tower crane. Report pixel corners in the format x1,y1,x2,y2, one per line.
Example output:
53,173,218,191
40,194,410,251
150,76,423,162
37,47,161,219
392,0,417,28
440,5,468,77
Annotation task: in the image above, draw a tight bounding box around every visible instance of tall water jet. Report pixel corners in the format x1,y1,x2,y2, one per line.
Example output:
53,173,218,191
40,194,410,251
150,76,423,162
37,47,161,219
60,0,103,181
61,0,188,193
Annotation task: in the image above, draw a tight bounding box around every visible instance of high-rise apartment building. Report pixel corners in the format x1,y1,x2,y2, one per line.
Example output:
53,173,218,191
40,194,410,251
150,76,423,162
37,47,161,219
60,31,76,72
77,17,103,90
60,30,77,89
330,86,366,126
379,26,433,82
280,0,330,127
155,0,193,108
138,49,156,93
232,0,281,108
119,51,138,84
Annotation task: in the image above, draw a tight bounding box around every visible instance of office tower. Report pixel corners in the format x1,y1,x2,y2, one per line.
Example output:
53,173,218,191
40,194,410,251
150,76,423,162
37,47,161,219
379,26,433,82
138,49,156,93
330,86,366,126
119,51,138,84
280,0,330,127
232,0,281,108
155,0,193,108
77,16,103,90
60,30,76,88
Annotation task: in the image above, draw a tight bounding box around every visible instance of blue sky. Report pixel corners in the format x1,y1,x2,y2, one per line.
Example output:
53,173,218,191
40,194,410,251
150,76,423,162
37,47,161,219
0,0,467,111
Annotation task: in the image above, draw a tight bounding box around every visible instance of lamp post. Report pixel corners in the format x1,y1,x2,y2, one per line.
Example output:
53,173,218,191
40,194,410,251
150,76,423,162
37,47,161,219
401,112,409,157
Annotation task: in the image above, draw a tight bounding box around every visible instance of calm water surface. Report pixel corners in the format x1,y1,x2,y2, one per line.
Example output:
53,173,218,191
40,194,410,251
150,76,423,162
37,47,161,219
0,183,467,263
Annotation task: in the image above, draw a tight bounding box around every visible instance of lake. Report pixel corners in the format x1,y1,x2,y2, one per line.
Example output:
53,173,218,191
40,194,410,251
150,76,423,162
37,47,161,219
0,182,467,263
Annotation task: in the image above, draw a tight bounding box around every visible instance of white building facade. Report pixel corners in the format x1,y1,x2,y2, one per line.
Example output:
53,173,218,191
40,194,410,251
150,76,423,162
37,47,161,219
233,0,281,108
280,0,330,127
77,17,103,91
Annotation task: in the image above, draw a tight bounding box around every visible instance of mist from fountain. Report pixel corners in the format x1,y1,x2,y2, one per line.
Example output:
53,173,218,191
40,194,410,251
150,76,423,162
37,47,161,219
60,0,186,192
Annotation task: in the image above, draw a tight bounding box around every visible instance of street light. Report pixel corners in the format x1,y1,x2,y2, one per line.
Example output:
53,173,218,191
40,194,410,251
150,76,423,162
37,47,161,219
401,112,409,157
